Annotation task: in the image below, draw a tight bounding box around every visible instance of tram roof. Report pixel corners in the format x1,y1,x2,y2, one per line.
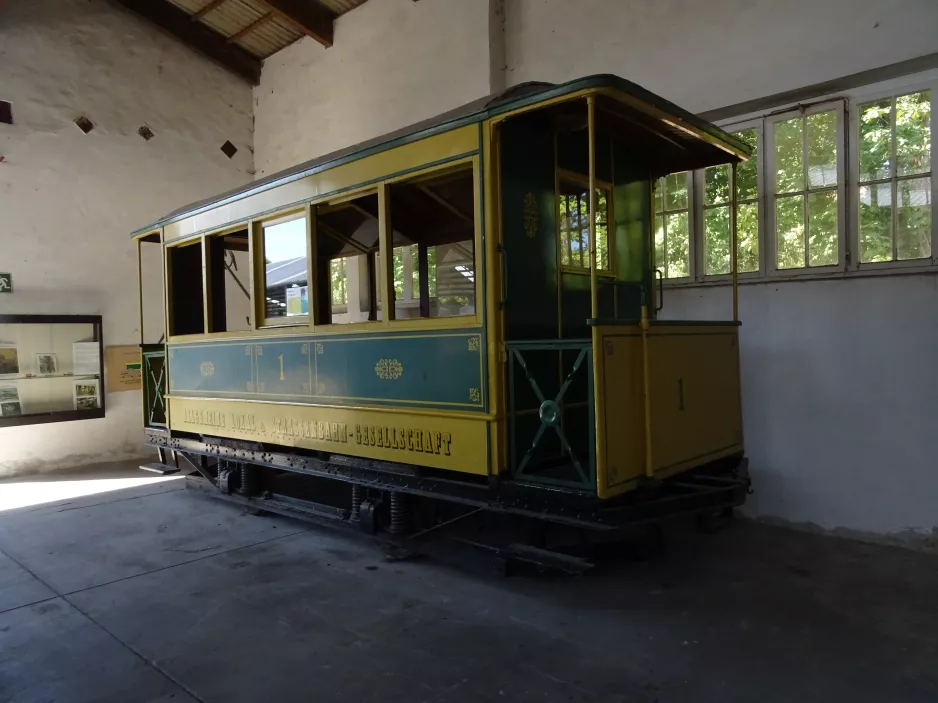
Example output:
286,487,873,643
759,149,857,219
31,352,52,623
132,74,751,237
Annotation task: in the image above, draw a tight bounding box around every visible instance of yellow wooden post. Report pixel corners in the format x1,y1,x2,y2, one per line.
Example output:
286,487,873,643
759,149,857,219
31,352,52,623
587,95,607,491
640,303,654,479
731,161,739,323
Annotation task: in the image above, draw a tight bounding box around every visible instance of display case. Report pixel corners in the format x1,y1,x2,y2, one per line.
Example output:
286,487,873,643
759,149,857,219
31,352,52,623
0,314,105,428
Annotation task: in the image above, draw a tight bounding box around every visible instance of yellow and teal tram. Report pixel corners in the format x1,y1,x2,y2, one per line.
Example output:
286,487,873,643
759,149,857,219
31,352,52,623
134,75,751,548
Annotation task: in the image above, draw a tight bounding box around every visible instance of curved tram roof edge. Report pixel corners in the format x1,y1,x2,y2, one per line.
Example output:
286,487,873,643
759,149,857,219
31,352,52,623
130,74,752,238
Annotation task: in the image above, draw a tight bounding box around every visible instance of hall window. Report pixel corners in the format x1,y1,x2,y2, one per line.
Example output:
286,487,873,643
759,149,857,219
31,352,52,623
316,192,381,325
207,227,251,332
167,239,205,337
389,165,477,319
857,90,932,263
558,179,610,272
654,172,691,278
260,212,308,323
769,105,843,270
702,128,761,275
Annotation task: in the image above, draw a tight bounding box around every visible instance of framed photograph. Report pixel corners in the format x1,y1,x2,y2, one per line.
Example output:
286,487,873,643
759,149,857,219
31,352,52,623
0,345,19,377
37,352,58,375
0,384,21,416
73,379,100,411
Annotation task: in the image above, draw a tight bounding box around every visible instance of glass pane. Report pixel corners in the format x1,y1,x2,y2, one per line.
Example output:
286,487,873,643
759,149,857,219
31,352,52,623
807,111,838,188
208,230,251,332
654,215,666,275
705,165,730,205
389,166,476,318
263,217,308,320
737,202,760,273
704,206,730,275
596,188,609,270
735,128,759,201
665,211,689,278
559,195,571,265
897,176,932,260
330,258,348,305
775,117,804,193
316,193,379,325
776,194,805,269
807,190,838,266
654,178,664,213
859,98,892,182
665,172,688,210
859,184,893,263
896,91,931,177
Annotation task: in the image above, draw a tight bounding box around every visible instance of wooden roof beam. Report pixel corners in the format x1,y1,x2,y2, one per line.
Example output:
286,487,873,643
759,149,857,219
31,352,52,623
115,0,261,85
254,0,336,48
228,12,275,43
192,0,229,21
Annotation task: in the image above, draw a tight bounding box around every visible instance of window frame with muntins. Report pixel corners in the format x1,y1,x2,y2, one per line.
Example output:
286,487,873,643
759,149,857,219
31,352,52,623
654,171,694,280
852,86,934,271
253,206,312,329
556,171,614,277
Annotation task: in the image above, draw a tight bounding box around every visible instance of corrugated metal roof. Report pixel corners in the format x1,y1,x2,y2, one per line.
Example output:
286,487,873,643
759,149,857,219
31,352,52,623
239,16,303,58
318,0,369,15
165,0,367,59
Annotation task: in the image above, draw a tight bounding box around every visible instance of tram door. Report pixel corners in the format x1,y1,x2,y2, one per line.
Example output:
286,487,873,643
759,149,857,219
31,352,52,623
497,109,653,489
136,233,167,429
498,111,596,488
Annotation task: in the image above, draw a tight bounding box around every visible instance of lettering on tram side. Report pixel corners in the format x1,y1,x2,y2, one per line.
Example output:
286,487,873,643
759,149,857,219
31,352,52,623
182,407,454,457
355,424,453,457
269,417,349,444
184,408,257,433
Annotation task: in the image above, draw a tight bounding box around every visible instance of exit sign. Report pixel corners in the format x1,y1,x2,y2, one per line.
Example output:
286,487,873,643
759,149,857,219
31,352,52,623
0,273,10,293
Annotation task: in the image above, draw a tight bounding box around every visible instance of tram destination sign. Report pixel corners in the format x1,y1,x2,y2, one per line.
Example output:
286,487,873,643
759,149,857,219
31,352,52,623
0,273,11,293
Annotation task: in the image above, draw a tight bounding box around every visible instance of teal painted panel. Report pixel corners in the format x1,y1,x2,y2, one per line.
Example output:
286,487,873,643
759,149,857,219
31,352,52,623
168,343,253,394
168,330,485,411
254,341,311,396
316,333,483,408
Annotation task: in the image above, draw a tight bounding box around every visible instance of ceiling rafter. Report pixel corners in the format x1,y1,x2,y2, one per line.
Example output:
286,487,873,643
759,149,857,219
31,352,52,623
116,0,370,84
254,0,336,48
115,0,262,84
227,11,275,43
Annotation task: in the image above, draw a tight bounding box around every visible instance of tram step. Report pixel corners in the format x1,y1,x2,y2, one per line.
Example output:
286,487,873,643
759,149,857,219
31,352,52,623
139,462,180,475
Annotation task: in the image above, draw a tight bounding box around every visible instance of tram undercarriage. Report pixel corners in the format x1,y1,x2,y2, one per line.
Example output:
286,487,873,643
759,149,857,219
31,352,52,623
144,429,750,572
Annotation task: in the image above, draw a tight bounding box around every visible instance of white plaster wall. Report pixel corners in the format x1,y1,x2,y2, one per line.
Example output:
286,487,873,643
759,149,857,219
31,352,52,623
505,0,938,113
254,0,495,177
661,278,938,539
0,0,254,477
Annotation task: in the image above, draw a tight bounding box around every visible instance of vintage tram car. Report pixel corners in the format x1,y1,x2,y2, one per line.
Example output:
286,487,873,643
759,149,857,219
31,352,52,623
134,75,751,551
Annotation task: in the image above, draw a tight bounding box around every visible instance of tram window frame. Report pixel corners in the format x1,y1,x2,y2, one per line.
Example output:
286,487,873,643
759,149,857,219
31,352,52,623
313,189,385,328
385,161,481,323
205,225,253,334
556,172,614,276
253,208,312,329
166,238,207,338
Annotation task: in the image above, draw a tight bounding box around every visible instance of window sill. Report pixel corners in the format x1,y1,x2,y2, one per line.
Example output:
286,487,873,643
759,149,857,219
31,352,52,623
663,260,938,289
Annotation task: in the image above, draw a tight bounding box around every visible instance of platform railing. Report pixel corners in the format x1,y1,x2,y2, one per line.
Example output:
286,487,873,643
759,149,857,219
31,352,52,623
506,339,595,491
142,344,167,428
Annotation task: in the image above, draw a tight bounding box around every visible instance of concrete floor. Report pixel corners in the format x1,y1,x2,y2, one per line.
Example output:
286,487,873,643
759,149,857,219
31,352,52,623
1,463,936,703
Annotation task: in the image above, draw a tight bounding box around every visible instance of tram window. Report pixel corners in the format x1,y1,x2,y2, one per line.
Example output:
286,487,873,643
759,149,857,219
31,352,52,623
389,166,476,319
261,214,308,322
558,179,610,272
168,241,205,337
316,193,381,325
207,229,251,332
